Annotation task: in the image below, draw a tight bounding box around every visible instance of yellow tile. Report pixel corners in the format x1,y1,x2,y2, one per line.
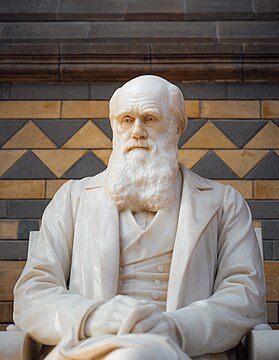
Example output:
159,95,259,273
262,101,279,118
201,101,260,119
254,181,279,199
62,121,112,149
185,101,200,118
0,180,45,199
46,180,68,198
218,180,253,199
178,149,208,169
33,150,86,177
0,101,60,118
245,122,279,149
62,101,109,118
183,121,237,149
0,150,26,176
215,150,268,178
253,220,262,229
267,302,278,323
264,262,279,302
0,261,26,301
0,220,18,240
93,150,112,166
2,121,57,149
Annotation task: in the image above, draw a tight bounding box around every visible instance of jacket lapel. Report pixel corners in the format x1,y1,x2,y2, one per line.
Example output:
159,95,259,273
167,166,221,311
81,171,120,300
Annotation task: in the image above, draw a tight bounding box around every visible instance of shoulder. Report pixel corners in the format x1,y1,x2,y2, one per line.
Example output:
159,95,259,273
180,165,227,194
53,170,107,199
180,165,246,207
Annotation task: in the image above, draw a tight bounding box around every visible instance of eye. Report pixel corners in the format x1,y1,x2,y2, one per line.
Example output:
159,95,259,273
121,116,134,127
143,115,158,125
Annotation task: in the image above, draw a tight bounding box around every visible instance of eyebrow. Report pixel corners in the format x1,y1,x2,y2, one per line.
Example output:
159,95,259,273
141,110,160,118
115,111,132,120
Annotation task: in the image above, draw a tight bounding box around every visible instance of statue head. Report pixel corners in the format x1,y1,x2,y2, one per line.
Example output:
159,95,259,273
109,75,187,142
105,75,187,212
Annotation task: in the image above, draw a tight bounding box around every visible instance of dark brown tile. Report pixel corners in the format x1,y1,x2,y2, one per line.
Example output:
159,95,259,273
10,83,89,100
88,21,216,43
0,22,90,42
61,43,150,56
126,0,184,20
152,43,242,55
247,201,279,219
243,43,279,55
152,63,242,82
0,240,28,260
57,0,125,20
7,200,50,219
0,43,59,55
263,220,279,240
218,21,279,43
185,0,254,20
254,0,279,20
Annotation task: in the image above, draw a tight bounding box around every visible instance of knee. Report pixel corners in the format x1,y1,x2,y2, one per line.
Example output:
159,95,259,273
105,348,150,360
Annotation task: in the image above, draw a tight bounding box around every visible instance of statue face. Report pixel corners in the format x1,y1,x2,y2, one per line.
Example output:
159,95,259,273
106,76,181,212
111,79,178,156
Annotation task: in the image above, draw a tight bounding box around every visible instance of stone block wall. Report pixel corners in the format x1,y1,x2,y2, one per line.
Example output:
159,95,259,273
0,81,278,329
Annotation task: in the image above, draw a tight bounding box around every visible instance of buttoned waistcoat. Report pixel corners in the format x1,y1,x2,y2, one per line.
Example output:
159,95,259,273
13,165,266,359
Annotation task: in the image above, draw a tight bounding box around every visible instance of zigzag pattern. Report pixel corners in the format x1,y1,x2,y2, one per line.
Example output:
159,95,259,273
0,118,278,180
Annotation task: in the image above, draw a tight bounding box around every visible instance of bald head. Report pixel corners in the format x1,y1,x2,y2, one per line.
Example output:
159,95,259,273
109,75,187,136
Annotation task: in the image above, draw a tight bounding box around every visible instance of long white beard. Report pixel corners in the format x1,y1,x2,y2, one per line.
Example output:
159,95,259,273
104,138,179,212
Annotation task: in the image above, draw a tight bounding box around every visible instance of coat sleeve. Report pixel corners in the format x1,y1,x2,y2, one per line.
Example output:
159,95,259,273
167,185,266,357
13,180,101,346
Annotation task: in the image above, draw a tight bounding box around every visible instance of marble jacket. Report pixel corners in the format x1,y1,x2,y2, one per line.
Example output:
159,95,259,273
13,165,266,358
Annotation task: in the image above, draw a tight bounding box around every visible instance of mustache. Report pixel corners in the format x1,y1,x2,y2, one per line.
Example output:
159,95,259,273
123,140,153,154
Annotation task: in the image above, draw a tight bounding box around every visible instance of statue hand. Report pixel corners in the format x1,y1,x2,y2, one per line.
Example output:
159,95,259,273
122,306,180,345
84,295,154,337
85,295,181,346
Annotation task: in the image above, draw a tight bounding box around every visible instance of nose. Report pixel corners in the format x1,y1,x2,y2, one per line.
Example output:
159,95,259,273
131,118,147,139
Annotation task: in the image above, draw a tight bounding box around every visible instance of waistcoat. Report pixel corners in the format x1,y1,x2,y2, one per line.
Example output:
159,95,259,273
118,171,182,311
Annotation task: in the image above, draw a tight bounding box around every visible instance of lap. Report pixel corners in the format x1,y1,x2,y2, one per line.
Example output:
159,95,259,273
44,332,191,360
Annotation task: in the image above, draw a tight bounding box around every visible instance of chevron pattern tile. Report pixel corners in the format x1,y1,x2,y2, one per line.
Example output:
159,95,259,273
62,120,112,149
0,108,277,181
181,121,237,149
33,150,86,177
214,150,268,178
244,122,279,149
93,150,112,166
0,150,26,176
2,121,57,149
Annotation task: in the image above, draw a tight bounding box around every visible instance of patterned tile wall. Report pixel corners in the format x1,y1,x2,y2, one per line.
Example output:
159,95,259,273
0,82,278,327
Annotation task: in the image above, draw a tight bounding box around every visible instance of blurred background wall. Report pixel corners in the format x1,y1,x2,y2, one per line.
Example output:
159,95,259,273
0,0,278,330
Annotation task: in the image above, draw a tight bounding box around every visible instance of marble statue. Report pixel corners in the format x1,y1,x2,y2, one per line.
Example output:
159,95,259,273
13,75,266,360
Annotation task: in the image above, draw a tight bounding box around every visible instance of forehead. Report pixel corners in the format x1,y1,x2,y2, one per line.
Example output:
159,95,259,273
114,83,169,115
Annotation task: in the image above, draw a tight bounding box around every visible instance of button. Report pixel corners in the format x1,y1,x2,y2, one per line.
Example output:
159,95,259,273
157,265,164,272
154,280,161,286
152,292,160,300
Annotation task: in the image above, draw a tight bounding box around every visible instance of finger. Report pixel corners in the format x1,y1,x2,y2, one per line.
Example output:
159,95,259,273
114,295,142,307
145,321,169,336
131,313,162,333
100,309,128,322
91,320,122,335
117,303,157,335
99,297,140,316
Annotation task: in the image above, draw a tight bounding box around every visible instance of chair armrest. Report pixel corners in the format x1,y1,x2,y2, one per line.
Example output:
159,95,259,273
0,331,40,360
247,327,279,360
